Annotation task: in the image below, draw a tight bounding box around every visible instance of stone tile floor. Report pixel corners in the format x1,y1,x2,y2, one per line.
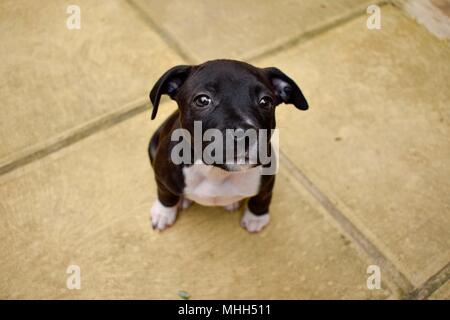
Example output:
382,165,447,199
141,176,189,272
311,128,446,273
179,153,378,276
0,0,449,299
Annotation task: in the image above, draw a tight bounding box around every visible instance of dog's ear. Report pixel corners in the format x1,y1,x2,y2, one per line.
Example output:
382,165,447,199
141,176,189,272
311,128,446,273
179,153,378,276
149,65,192,119
263,67,308,110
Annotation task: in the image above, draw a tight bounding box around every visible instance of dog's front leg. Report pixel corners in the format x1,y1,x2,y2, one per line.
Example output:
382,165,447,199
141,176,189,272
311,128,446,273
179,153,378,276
241,175,275,233
150,183,180,231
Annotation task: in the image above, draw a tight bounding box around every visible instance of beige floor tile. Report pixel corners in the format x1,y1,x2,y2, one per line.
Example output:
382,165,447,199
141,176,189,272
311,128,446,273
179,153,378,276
0,0,183,167
0,104,392,299
131,0,375,62
256,6,450,287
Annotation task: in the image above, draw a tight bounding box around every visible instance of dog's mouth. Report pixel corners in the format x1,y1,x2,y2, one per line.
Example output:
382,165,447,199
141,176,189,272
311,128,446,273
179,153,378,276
205,140,262,167
219,145,263,170
226,163,259,172
211,162,259,172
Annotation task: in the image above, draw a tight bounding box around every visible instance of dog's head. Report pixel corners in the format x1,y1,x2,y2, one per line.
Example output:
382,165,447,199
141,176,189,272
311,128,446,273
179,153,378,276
150,59,308,171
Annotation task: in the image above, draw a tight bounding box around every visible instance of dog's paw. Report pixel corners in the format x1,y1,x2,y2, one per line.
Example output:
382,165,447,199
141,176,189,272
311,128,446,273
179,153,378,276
179,197,193,210
150,200,177,231
223,201,241,212
241,208,270,233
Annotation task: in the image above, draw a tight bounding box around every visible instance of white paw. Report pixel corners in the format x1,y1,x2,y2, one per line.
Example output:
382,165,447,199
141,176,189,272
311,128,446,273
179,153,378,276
150,200,178,231
223,201,240,212
241,208,270,233
179,197,193,210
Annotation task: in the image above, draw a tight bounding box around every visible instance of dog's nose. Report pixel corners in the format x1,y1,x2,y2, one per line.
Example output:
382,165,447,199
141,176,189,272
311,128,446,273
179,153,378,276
233,128,247,142
232,125,256,142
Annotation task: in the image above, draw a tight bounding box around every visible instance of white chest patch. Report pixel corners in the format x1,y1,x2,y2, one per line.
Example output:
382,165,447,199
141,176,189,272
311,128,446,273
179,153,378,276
182,161,262,206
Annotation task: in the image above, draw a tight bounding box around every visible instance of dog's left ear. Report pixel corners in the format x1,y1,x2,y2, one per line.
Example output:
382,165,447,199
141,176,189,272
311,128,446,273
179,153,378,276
263,67,308,110
149,65,192,119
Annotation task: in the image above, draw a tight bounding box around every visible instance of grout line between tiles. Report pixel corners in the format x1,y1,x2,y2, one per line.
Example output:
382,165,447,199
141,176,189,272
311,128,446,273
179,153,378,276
248,0,389,63
125,0,197,64
279,150,414,296
404,262,450,300
0,100,149,177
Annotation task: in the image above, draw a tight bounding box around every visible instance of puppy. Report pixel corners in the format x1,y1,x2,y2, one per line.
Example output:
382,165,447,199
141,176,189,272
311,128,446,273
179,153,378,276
148,59,308,232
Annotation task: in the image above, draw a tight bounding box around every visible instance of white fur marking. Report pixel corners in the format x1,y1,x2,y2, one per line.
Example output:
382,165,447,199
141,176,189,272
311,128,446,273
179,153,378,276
241,207,269,233
150,199,177,231
179,197,193,210
183,161,262,206
223,201,241,212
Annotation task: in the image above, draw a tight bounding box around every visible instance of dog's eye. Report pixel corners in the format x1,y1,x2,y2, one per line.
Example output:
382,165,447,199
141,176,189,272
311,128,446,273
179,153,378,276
194,95,212,107
259,96,273,108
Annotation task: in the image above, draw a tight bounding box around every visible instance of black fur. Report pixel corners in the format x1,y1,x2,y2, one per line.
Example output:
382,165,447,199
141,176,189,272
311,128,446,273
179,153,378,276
148,59,308,215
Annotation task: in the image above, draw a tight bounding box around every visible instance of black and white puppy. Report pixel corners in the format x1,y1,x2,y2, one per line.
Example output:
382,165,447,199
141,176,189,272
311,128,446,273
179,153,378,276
148,59,308,233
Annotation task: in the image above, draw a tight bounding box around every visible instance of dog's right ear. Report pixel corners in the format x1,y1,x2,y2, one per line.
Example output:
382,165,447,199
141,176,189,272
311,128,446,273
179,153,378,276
149,65,192,120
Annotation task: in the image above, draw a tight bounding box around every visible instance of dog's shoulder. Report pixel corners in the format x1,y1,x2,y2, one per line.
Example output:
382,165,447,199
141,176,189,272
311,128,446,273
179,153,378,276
150,110,186,195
